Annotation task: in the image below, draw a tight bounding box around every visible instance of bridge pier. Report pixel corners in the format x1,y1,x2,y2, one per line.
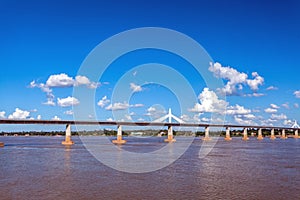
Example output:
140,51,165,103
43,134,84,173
294,129,299,139
164,126,176,142
270,128,276,140
257,128,263,140
242,128,249,140
112,125,126,144
62,124,74,145
0,142,4,147
202,126,211,141
280,129,287,139
224,127,232,141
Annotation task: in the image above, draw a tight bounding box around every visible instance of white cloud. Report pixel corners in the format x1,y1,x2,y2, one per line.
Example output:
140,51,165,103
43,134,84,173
37,115,42,120
264,108,277,113
266,86,278,90
105,102,144,111
270,104,280,109
131,104,144,108
52,116,61,120
251,93,265,97
124,114,132,121
8,108,30,119
282,103,289,109
106,118,113,121
130,83,142,92
201,117,211,122
264,104,280,113
233,115,256,125
294,103,299,108
180,114,202,123
43,99,55,106
105,102,129,111
209,62,264,95
46,73,75,87
97,96,110,108
64,110,74,115
189,88,228,113
57,96,80,107
75,75,90,85
225,104,251,115
0,111,6,119
270,113,287,120
246,72,264,91
29,73,100,106
283,119,293,126
145,106,167,118
294,90,300,98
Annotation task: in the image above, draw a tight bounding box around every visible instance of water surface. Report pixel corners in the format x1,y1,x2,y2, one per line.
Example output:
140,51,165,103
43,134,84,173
0,136,299,199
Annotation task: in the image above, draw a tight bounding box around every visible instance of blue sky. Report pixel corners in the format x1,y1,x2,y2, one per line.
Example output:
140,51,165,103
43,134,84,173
1,0,300,131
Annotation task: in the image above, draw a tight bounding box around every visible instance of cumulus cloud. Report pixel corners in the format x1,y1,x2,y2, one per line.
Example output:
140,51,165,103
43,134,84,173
105,102,143,111
97,96,110,108
282,103,289,109
251,93,265,97
46,73,74,87
233,115,257,125
145,106,167,119
37,115,42,120
180,114,202,123
294,90,300,98
266,86,278,91
8,108,30,119
225,104,251,115
105,102,129,111
264,108,277,113
57,96,80,107
130,83,142,92
29,73,100,106
246,72,264,91
270,113,287,120
189,88,228,113
52,116,61,120
106,118,113,121
294,103,299,108
0,111,6,119
264,104,279,113
208,62,264,96
283,119,293,126
124,114,132,121
270,104,280,109
64,110,74,115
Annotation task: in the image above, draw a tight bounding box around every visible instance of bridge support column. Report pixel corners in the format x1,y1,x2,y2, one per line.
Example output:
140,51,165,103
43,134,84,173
224,127,232,141
280,129,287,139
202,126,211,141
270,128,276,140
62,124,74,145
112,125,126,144
294,129,299,139
257,128,263,140
0,142,4,147
164,126,176,142
242,128,249,140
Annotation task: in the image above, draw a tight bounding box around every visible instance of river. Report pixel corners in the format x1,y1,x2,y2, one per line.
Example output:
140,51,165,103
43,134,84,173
0,136,299,200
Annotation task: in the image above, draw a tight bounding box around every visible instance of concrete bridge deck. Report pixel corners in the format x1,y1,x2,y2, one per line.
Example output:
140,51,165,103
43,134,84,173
0,119,299,146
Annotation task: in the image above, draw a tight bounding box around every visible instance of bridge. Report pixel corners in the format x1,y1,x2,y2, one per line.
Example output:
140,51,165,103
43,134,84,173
0,114,299,146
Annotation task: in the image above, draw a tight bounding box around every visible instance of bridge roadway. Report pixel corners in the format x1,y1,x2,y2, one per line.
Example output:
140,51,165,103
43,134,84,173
0,119,299,145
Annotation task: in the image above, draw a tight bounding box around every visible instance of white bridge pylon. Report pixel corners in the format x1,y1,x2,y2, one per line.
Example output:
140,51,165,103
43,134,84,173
291,120,299,128
153,108,184,143
153,108,185,123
